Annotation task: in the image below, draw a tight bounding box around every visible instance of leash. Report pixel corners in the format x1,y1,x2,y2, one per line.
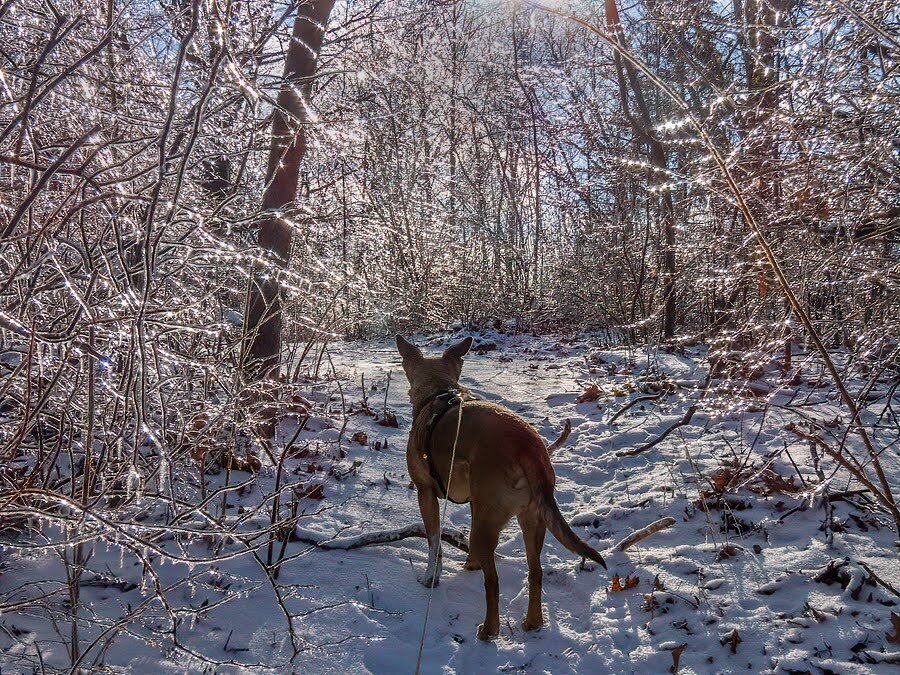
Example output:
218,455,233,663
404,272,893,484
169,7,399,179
414,399,465,675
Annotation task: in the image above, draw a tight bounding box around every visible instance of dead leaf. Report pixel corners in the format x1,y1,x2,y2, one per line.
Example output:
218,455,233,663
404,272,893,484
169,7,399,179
191,413,209,430
190,442,210,465
642,593,659,612
715,544,740,561
721,628,741,654
757,271,769,298
376,411,399,427
888,613,900,645
709,468,740,491
610,383,637,397
351,431,368,445
576,383,602,403
757,468,803,495
610,574,639,592
295,483,325,500
670,643,686,673
225,452,261,473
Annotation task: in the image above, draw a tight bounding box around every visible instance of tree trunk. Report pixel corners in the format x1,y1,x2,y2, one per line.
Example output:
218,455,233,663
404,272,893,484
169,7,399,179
242,0,335,431
604,0,676,340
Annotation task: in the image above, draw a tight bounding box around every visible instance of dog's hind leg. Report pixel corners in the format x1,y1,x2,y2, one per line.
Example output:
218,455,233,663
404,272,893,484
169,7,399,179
517,511,546,631
470,504,506,641
416,486,443,587
463,503,482,571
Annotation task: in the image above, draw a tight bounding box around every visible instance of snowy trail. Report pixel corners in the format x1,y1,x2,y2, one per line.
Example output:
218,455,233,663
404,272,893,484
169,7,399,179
284,335,899,674
1,333,897,673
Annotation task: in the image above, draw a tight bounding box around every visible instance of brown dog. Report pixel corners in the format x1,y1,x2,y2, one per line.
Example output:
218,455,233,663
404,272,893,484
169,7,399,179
397,335,606,641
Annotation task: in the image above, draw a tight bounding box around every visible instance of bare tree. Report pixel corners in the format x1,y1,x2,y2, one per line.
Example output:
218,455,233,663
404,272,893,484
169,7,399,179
242,0,336,432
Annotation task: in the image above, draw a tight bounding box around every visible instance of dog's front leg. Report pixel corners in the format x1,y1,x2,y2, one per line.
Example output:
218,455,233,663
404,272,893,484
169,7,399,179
416,486,442,588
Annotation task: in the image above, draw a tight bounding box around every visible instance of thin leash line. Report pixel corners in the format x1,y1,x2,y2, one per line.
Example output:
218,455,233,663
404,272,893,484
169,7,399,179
415,400,464,675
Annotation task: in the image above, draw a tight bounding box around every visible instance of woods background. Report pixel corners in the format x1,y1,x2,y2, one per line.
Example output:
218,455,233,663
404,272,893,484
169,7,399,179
0,0,897,670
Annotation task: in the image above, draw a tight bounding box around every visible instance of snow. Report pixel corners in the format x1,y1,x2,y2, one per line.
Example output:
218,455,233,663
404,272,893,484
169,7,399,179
1,333,898,673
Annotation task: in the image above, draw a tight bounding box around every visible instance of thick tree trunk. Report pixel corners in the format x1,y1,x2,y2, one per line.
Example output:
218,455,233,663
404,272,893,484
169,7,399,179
242,1,335,430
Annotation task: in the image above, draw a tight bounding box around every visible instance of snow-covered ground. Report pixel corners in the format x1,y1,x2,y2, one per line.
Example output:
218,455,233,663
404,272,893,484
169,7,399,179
1,333,898,673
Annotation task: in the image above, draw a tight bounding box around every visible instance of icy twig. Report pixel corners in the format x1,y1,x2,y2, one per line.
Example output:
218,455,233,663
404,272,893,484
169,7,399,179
611,517,676,552
295,523,470,553
857,560,900,599
608,393,664,425
616,405,697,457
546,418,571,454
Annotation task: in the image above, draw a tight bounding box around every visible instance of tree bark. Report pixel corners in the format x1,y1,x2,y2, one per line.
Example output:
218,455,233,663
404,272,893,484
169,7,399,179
242,0,335,430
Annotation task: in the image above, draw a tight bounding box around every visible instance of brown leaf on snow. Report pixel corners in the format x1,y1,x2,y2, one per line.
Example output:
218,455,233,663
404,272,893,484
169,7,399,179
715,544,741,561
611,383,637,396
351,431,368,445
376,411,399,427
295,483,325,500
669,643,686,673
756,468,803,495
642,593,660,612
888,613,900,645
576,383,602,403
757,271,769,298
709,468,741,491
225,452,261,473
721,628,742,654
610,574,639,592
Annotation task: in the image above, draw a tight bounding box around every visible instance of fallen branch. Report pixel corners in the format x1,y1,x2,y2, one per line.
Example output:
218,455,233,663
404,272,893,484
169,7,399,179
857,560,900,599
295,523,470,553
609,393,664,425
784,423,892,513
616,404,698,457
294,514,676,560
547,418,572,454
611,517,676,552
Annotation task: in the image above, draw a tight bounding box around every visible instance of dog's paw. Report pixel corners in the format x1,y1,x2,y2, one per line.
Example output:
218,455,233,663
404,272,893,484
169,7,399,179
417,572,440,588
476,622,498,641
463,556,482,571
521,616,543,632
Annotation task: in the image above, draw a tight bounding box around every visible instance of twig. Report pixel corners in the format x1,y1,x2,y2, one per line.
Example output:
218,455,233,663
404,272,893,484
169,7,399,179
612,517,676,552
295,523,470,553
546,418,571,454
785,423,891,511
609,393,663,425
361,373,367,410
857,560,900,599
616,405,698,456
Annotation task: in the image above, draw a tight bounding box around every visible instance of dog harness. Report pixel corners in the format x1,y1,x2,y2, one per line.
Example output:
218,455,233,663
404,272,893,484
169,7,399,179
420,388,477,503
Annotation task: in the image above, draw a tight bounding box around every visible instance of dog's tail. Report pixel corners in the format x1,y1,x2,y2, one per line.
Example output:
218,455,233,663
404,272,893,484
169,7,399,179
543,497,607,569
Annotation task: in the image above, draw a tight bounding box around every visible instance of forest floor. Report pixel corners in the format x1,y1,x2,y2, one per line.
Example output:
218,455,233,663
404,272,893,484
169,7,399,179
1,332,899,673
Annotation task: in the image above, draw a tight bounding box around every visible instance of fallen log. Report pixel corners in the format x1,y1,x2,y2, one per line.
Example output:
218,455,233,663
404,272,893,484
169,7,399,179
295,523,470,552
294,514,676,559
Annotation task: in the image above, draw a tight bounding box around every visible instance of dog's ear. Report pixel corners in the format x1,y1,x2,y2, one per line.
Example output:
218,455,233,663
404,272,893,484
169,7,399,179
396,335,423,362
443,336,473,361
